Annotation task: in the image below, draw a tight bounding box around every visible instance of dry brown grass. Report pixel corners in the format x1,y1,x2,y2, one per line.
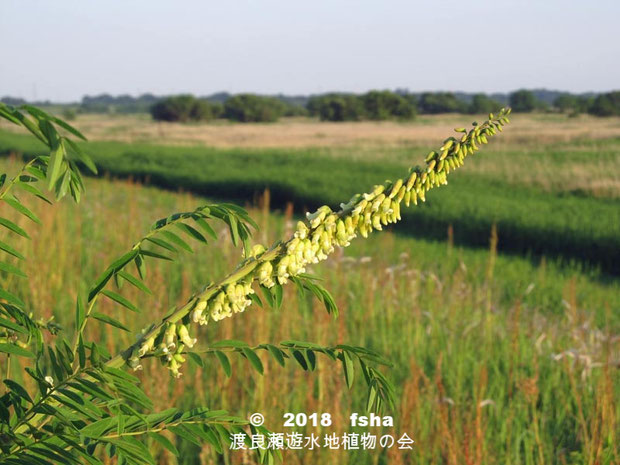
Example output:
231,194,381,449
2,113,618,149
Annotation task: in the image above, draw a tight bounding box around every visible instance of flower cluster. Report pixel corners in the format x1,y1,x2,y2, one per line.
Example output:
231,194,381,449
131,109,511,376
191,280,255,324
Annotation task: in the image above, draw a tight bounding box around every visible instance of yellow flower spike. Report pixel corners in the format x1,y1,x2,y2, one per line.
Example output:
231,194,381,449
389,179,403,198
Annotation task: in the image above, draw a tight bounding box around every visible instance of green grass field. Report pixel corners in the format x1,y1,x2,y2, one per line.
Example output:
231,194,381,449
1,124,619,275
1,114,619,464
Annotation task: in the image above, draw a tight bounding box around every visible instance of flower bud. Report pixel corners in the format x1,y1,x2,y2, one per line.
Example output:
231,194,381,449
177,324,197,348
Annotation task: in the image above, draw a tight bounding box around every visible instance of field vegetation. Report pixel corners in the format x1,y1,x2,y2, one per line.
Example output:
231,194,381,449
0,109,618,464
1,114,618,274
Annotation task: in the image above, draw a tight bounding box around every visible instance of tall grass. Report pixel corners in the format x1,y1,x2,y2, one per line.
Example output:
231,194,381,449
2,159,617,464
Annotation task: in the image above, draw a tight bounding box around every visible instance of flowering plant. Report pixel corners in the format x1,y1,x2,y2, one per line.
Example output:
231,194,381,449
0,102,510,464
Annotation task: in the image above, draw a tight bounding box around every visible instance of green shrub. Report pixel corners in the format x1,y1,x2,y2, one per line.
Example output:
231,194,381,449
361,90,416,120
150,95,214,122
418,92,467,114
223,94,285,122
468,93,502,114
509,89,538,112
589,91,620,116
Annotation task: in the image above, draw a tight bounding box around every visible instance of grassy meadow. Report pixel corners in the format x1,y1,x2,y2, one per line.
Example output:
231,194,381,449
1,114,619,274
0,113,619,464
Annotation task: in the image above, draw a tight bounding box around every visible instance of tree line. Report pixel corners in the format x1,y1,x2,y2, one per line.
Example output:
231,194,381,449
149,90,620,123
3,89,617,124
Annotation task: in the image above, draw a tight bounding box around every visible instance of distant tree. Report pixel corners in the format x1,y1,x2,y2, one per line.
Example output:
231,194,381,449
281,103,309,117
210,102,224,119
554,94,579,113
307,94,366,121
509,90,538,112
223,94,284,122
468,93,502,114
361,90,416,120
588,91,620,117
418,92,467,114
150,95,214,122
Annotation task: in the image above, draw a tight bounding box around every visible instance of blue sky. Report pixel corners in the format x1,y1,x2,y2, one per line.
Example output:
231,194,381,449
1,0,619,101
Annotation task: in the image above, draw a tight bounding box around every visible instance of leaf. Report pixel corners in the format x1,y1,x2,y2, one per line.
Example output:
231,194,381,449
88,268,114,302
0,316,28,334
88,250,139,300
0,342,35,358
160,231,192,252
47,143,65,190
75,295,85,329
25,165,46,180
139,249,173,261
16,181,52,204
0,217,30,238
291,350,308,370
0,261,27,277
118,270,152,295
187,352,204,368
273,284,283,310
167,425,202,447
175,223,207,243
0,287,25,306
211,339,249,349
242,348,264,375
102,290,140,313
193,217,217,240
227,214,240,246
92,312,129,331
65,138,97,174
134,254,146,279
306,349,317,371
80,417,116,438
3,379,33,402
249,292,263,308
265,345,286,367
145,237,177,253
4,197,41,224
78,335,86,369
259,285,274,308
214,351,231,377
148,432,179,456
342,351,355,389
0,240,25,260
